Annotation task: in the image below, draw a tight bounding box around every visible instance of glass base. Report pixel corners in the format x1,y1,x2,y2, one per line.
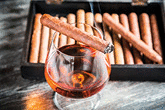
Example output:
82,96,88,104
53,93,101,110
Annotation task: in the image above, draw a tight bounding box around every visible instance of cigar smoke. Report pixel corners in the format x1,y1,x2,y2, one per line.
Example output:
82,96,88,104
89,1,105,38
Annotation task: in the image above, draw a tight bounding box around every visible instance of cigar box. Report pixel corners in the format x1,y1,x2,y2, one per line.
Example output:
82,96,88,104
21,0,165,81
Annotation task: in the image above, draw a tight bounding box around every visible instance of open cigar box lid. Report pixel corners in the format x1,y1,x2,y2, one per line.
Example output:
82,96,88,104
21,0,165,81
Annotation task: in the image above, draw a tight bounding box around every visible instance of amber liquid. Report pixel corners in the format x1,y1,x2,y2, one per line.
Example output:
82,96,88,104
45,44,110,98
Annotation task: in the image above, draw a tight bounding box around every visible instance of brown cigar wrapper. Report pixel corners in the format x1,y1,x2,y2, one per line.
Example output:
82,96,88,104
58,17,67,47
120,14,134,64
150,14,163,64
112,14,125,64
40,14,109,53
77,9,85,30
38,26,49,63
128,12,143,64
94,13,104,39
85,12,94,35
94,13,115,64
76,9,85,45
49,29,55,49
95,13,103,35
139,13,153,64
103,13,162,64
67,13,76,45
103,22,115,64
29,13,42,63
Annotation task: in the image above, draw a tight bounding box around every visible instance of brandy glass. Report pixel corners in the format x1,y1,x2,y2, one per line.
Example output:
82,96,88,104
45,24,112,110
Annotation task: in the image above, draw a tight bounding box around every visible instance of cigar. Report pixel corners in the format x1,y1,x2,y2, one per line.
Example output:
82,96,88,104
85,12,94,35
150,14,163,64
103,22,115,64
94,13,104,39
67,13,76,45
94,13,114,64
40,14,113,54
120,14,134,64
58,17,67,47
128,12,143,64
52,17,60,48
49,29,56,49
38,26,49,63
53,31,60,48
76,9,85,44
77,9,85,30
103,13,162,63
139,13,153,64
85,12,94,26
112,14,125,64
29,13,42,63
95,13,103,24
48,16,57,49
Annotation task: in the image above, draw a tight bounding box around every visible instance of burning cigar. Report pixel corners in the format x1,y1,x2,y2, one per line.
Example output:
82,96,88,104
29,13,42,63
150,14,163,64
120,14,134,64
103,13,162,63
139,13,153,64
58,17,67,47
67,13,76,45
38,26,49,63
40,14,113,54
128,12,143,64
111,14,125,64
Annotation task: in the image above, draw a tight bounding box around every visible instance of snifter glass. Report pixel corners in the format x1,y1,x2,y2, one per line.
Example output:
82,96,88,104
45,23,113,110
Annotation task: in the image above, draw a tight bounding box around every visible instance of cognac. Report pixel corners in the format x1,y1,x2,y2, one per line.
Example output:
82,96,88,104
45,44,110,98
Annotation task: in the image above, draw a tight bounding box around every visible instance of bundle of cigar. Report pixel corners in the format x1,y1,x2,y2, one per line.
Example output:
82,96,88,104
29,9,163,64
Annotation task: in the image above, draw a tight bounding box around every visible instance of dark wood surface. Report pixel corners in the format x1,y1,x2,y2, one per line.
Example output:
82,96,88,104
0,0,165,110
